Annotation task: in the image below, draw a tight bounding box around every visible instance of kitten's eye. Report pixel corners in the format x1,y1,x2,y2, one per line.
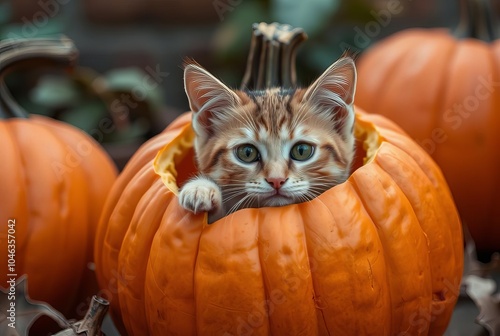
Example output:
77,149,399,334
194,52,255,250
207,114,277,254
290,143,314,161
236,144,260,163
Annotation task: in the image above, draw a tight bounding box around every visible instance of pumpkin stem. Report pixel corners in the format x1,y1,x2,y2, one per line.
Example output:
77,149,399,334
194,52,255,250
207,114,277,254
240,22,308,90
454,0,499,41
0,37,78,119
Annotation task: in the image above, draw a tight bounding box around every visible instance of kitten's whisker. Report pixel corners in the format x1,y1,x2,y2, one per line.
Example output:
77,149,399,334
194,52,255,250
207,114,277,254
299,194,312,203
222,189,247,193
223,189,247,198
223,188,246,194
222,191,249,199
308,175,341,180
223,192,247,203
222,186,248,192
301,190,317,200
241,194,255,211
222,188,245,194
308,182,330,187
297,189,321,200
308,180,342,187
223,194,245,202
306,189,329,196
227,194,253,215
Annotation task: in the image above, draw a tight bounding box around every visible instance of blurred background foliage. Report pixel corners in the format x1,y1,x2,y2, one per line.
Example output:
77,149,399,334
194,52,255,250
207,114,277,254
0,0,489,169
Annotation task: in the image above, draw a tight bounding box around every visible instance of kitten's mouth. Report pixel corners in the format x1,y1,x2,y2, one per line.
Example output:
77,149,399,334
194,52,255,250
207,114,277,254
261,190,294,205
265,189,289,197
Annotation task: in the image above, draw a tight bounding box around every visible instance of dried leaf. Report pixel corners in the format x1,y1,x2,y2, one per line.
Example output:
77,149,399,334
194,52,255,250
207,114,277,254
462,224,500,279
475,293,500,336
461,223,500,336
465,275,497,300
0,275,69,336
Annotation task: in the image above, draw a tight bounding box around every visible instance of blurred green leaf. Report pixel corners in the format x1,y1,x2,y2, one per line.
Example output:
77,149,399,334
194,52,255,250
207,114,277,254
105,68,148,90
106,119,149,143
59,101,107,134
30,76,80,109
105,68,162,110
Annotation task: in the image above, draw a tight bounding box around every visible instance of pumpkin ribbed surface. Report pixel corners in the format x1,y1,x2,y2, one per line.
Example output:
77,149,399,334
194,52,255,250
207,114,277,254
0,115,117,318
95,109,462,335
356,28,500,251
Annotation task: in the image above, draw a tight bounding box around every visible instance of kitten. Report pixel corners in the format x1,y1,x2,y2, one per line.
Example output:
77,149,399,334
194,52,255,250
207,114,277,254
179,57,357,223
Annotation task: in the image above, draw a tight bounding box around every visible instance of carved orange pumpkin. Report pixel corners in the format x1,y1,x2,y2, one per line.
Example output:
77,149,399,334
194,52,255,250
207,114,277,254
355,0,500,251
0,38,117,319
95,109,463,335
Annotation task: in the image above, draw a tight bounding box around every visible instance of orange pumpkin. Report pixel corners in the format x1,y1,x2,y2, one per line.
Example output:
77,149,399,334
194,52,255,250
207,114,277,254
0,38,118,319
355,0,500,252
0,114,118,315
95,108,463,335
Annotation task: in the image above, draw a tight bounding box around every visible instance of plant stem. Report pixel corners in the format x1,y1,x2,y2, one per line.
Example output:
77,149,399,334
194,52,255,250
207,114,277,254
73,296,109,335
0,37,78,119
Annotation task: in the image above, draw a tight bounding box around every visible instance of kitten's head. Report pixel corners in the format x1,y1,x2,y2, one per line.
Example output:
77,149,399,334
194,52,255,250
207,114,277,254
183,57,356,211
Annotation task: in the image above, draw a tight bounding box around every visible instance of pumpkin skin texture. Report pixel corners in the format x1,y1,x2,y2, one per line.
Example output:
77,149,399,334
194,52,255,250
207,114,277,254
95,108,463,336
0,114,117,318
355,28,500,252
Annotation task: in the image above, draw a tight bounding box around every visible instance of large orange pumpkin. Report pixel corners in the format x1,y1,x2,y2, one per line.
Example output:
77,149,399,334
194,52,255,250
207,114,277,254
0,38,118,319
355,0,500,252
95,108,463,335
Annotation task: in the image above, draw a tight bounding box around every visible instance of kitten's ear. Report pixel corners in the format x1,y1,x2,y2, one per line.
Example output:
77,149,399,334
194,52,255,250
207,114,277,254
303,57,356,106
184,63,240,132
302,57,357,138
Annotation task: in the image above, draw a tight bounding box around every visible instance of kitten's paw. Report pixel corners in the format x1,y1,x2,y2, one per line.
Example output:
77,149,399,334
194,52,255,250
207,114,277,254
179,177,222,214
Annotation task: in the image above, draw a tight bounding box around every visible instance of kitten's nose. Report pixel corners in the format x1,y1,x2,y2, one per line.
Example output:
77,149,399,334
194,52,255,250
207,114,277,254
266,177,288,189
